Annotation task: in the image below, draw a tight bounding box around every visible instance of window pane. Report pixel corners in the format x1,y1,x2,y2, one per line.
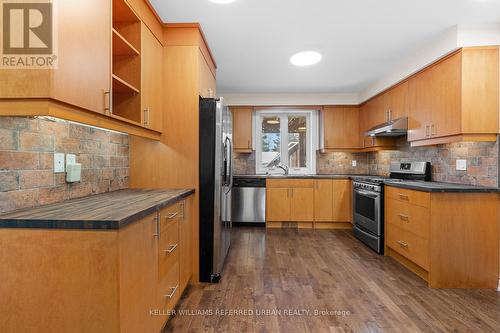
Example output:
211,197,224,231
261,116,281,169
288,116,307,168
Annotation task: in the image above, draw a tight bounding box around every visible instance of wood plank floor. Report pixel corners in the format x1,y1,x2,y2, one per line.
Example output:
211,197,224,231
164,227,500,333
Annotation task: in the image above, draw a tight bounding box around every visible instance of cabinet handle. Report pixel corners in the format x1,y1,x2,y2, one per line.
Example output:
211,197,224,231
325,139,329,148
143,108,150,127
103,91,111,114
166,212,178,220
397,240,409,249
425,125,430,137
164,285,179,299
153,214,160,239
248,140,251,149
398,214,409,221
389,109,392,121
164,244,178,254
398,194,409,201
431,124,436,136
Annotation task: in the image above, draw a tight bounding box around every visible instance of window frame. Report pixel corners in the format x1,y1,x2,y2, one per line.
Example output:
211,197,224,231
255,110,316,175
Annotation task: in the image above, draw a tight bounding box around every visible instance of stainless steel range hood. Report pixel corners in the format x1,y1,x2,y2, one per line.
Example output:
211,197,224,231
365,117,408,137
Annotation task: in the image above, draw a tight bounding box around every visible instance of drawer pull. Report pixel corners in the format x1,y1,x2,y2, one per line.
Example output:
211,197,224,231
164,285,179,299
164,244,178,254
153,215,160,239
398,194,409,201
398,214,409,222
397,240,409,249
166,212,178,220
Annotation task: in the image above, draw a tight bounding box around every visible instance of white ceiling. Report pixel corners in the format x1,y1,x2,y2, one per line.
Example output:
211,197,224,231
149,0,500,95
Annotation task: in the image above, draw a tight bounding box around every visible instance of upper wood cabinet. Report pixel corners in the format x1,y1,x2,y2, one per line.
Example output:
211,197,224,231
359,101,396,150
199,52,217,98
0,0,111,114
232,107,254,153
141,24,163,132
383,81,409,121
322,107,360,150
408,47,499,146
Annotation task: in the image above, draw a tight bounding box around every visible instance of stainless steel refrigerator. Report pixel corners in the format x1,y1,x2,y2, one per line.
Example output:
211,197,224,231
199,97,233,283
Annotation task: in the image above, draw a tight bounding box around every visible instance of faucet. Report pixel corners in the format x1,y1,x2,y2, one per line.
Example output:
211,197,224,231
276,163,289,175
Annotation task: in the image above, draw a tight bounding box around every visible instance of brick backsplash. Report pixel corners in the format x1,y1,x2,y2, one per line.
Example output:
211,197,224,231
234,137,499,187
0,116,129,214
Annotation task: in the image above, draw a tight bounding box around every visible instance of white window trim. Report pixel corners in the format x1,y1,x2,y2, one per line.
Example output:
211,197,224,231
255,109,318,175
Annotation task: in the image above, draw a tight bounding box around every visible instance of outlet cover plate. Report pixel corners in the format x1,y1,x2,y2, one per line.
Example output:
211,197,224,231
456,159,467,171
352,160,357,167
54,153,65,173
66,154,76,168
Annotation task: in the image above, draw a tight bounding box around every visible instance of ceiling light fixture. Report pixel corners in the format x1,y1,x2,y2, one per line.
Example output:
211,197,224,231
209,0,237,4
290,51,322,66
267,119,280,124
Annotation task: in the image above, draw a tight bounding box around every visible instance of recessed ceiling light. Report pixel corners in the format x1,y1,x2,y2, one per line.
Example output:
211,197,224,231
267,120,280,124
209,0,237,4
290,51,322,66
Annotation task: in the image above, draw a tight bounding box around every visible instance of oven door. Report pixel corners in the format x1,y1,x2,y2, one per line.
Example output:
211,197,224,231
353,187,381,235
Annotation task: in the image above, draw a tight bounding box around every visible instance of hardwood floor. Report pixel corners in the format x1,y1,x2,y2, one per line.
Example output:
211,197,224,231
164,227,500,333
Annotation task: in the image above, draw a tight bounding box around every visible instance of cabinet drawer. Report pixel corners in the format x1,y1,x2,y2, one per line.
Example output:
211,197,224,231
158,261,180,310
159,201,184,230
385,186,430,208
385,198,430,239
158,220,179,281
386,223,429,270
267,179,314,188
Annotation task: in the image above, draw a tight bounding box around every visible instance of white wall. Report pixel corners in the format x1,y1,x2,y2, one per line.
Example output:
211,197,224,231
221,93,359,106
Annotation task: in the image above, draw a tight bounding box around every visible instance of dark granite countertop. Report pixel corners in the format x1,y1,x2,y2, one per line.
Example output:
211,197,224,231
384,180,500,193
0,189,195,230
234,174,372,180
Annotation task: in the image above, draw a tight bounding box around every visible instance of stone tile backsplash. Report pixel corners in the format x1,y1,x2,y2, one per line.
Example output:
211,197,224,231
0,116,129,214
234,137,499,187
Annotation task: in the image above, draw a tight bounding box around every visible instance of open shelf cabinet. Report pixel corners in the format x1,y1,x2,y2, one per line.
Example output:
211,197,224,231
111,0,142,125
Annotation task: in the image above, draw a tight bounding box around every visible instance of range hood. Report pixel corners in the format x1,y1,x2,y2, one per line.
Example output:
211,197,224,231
365,117,408,137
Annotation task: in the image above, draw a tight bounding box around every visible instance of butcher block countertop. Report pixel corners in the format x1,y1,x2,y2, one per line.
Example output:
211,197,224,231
0,189,194,230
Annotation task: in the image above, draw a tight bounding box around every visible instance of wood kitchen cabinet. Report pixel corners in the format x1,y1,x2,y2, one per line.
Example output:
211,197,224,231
313,179,352,228
383,81,409,121
359,101,397,150
408,47,499,146
266,179,314,227
385,186,499,288
232,107,254,153
0,0,111,114
141,23,164,132
322,107,360,150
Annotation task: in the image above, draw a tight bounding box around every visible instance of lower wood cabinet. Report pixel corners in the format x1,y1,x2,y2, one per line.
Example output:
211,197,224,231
384,186,499,288
314,179,352,227
0,196,194,333
266,178,352,229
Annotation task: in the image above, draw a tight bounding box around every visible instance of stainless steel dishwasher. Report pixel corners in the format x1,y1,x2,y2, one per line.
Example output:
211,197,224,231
231,176,266,224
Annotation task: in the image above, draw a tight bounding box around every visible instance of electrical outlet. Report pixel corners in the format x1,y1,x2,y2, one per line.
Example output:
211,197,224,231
456,159,467,171
66,154,76,169
352,160,357,167
54,153,65,173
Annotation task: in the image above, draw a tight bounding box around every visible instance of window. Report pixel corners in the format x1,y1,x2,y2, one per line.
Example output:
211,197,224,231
255,110,316,174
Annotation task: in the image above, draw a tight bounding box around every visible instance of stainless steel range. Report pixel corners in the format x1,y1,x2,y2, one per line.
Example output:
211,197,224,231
352,161,431,254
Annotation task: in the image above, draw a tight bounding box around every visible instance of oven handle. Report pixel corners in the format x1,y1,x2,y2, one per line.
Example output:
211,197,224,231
354,189,380,199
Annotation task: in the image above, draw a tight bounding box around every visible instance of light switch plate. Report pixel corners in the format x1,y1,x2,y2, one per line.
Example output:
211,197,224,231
54,153,65,173
66,154,76,169
456,159,467,171
352,160,357,167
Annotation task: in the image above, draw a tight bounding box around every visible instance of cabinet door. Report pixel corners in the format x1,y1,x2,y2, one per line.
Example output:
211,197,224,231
232,107,253,151
314,180,333,221
52,0,111,113
408,69,433,141
432,53,461,138
332,180,352,222
266,188,290,221
119,213,160,332
323,107,344,149
141,24,164,132
343,107,360,148
371,95,387,125
179,200,191,291
290,188,314,221
389,81,409,120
